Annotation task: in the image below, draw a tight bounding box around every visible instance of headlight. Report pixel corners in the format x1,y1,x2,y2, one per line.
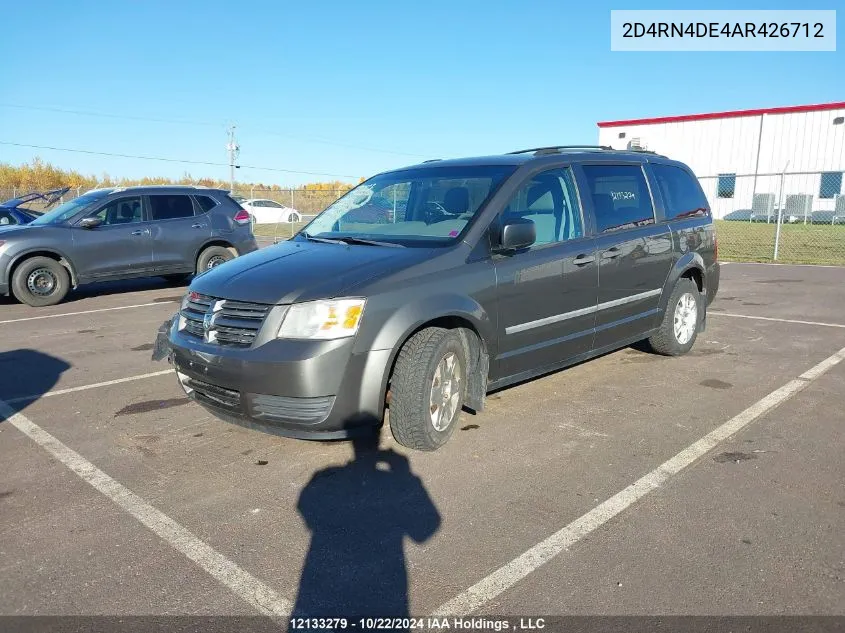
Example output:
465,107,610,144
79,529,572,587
278,299,366,340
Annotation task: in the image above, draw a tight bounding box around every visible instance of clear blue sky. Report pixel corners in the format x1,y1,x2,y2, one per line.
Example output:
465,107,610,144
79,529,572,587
0,0,842,186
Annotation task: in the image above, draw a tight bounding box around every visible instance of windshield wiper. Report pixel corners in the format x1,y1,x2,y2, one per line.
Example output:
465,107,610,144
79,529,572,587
301,232,404,248
301,232,346,245
333,236,405,248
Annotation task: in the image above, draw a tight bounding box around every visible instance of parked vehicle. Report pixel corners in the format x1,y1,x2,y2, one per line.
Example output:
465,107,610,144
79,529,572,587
159,147,719,451
242,199,302,224
0,186,257,306
0,187,70,228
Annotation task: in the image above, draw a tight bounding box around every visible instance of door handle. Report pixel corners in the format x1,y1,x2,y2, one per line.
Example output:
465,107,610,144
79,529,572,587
601,248,621,259
191,223,207,229
130,228,150,236
573,254,596,266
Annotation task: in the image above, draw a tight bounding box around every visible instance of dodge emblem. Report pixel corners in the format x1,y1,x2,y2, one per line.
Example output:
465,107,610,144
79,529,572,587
203,300,225,343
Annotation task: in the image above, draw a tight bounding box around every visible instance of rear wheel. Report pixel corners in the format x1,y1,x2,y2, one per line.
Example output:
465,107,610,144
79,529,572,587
196,246,234,273
647,277,701,356
11,256,70,307
389,327,467,451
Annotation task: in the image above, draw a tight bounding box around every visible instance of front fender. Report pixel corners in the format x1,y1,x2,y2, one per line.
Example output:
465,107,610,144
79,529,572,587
4,245,79,288
351,292,496,415
356,292,495,355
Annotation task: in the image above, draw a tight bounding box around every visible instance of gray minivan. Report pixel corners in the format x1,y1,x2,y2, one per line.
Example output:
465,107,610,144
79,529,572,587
0,186,257,306
161,147,719,451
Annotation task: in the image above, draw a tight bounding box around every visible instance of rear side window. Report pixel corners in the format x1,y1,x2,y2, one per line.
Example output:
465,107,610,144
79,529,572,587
149,195,195,220
195,195,218,213
651,164,709,220
581,165,655,233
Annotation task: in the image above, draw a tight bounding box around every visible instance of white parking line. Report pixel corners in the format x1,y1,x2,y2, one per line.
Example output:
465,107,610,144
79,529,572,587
0,301,176,325
0,399,292,619
5,370,174,404
433,344,845,616
711,312,845,329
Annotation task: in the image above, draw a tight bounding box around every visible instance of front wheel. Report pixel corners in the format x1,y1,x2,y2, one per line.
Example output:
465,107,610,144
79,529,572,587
11,256,70,307
389,327,467,451
647,278,701,356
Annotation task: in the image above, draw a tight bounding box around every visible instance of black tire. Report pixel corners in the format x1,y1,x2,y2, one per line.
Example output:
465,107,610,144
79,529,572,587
11,256,70,307
389,327,467,451
196,246,234,273
162,273,192,284
647,278,702,356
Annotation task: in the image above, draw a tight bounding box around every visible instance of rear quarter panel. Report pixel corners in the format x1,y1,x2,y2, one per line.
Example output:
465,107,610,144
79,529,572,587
644,161,719,307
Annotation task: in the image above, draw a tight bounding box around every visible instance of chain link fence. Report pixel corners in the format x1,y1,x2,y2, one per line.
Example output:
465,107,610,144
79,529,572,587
0,186,345,239
700,171,845,265
4,178,844,264
230,188,348,241
0,186,87,211
231,187,349,215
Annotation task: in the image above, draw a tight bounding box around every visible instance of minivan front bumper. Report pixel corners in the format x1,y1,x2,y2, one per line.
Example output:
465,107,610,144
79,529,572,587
166,319,390,439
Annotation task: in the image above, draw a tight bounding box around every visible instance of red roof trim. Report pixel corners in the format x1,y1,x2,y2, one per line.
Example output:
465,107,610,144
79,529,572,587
597,102,845,128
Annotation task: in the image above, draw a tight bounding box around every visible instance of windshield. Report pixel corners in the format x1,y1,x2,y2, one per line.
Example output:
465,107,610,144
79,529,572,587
29,191,111,225
300,165,514,246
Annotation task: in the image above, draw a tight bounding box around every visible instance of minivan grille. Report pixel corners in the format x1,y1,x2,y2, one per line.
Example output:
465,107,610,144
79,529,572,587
180,292,270,347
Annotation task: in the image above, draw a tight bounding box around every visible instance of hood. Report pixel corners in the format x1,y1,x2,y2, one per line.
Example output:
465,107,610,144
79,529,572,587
190,239,435,304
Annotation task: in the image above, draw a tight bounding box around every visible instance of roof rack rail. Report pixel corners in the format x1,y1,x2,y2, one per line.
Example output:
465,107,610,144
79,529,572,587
423,158,441,163
507,145,614,155
507,145,666,158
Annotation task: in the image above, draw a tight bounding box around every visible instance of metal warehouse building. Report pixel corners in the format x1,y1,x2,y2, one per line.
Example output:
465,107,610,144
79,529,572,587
597,102,845,222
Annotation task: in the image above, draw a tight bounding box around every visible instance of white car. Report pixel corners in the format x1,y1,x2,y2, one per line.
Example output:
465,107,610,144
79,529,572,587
241,199,302,224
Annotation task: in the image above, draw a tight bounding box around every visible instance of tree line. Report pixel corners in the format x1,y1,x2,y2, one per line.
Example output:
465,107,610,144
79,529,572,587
0,158,356,194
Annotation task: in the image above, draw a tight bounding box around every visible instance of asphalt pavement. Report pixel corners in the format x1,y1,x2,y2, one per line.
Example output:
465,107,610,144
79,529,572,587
0,261,842,621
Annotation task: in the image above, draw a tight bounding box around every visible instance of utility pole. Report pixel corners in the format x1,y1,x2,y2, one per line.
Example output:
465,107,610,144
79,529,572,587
226,125,240,192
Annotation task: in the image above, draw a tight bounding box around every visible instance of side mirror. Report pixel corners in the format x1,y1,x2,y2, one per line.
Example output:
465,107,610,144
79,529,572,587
79,217,103,229
499,218,536,251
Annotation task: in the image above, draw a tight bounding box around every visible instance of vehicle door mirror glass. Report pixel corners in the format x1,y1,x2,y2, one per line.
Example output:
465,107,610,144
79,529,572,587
79,217,103,229
500,218,536,251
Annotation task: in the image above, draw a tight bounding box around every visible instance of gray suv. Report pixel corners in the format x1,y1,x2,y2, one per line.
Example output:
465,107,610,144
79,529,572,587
0,186,257,306
160,147,719,451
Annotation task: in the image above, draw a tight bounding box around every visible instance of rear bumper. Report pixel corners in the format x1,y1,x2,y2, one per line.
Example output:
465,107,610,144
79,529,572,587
167,321,390,440
236,237,259,255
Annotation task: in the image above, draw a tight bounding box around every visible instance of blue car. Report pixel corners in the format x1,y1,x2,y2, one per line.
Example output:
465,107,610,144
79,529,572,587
0,187,69,229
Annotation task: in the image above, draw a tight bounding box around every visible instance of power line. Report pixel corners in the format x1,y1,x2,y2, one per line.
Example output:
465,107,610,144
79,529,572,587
0,103,219,127
0,102,428,158
0,141,361,179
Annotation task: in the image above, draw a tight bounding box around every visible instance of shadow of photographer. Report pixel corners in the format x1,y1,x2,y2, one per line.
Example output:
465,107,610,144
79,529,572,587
0,349,71,418
293,422,441,622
